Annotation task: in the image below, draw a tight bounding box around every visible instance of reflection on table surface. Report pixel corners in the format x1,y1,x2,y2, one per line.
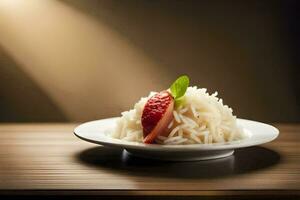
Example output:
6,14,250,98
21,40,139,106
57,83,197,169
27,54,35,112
76,146,280,179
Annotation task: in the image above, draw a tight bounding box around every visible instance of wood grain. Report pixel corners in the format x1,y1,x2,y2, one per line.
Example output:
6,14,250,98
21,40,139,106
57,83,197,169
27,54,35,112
0,123,299,197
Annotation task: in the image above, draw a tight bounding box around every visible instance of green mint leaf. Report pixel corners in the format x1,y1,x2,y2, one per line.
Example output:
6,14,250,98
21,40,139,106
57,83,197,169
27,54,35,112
170,75,189,100
174,96,185,108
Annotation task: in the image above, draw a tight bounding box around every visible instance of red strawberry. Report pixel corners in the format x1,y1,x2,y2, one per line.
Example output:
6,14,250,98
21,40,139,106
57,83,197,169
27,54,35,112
141,91,174,144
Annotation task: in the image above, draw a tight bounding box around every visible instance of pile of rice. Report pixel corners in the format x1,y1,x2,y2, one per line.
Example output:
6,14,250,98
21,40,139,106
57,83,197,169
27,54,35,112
111,86,245,145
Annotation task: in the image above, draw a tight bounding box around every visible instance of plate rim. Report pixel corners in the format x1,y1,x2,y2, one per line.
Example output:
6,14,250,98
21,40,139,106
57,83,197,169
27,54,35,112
74,117,279,151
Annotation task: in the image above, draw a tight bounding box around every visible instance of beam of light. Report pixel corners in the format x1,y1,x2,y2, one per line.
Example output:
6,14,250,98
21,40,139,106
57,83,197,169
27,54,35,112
0,0,167,121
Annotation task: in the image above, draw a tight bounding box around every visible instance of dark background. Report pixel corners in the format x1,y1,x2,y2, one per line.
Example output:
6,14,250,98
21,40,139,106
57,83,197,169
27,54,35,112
0,0,299,123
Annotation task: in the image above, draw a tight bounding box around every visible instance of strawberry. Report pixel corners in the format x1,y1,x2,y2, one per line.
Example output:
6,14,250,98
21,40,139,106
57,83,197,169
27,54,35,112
141,91,174,144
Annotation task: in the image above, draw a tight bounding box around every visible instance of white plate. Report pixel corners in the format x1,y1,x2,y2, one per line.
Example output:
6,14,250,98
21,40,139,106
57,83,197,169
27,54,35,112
74,118,279,161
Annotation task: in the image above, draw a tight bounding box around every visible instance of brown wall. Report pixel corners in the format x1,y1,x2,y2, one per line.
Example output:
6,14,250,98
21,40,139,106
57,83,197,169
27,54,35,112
0,0,299,122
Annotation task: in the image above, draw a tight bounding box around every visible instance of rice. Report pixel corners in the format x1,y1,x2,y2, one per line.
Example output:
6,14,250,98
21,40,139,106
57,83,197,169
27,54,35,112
111,86,245,145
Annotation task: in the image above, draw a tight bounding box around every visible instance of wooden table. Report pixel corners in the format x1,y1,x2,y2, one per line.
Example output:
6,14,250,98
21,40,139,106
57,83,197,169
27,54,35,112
0,123,299,199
